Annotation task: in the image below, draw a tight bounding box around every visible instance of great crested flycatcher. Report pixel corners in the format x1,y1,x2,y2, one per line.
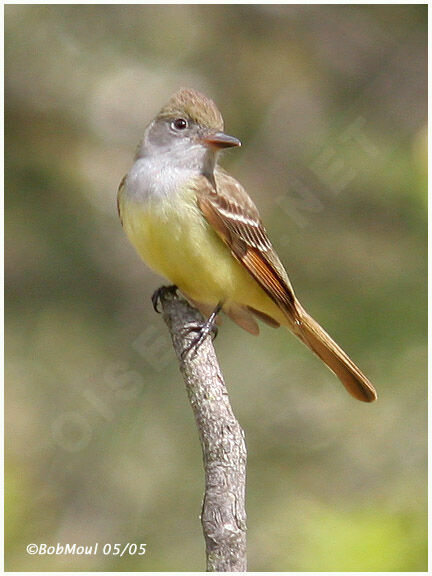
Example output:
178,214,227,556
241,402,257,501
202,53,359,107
117,88,377,403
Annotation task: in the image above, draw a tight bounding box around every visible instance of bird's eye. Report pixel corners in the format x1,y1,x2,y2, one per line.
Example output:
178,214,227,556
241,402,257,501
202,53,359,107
171,118,188,131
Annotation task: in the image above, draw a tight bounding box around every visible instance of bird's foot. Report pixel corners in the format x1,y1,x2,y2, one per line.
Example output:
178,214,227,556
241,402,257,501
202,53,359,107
151,285,178,313
181,302,223,359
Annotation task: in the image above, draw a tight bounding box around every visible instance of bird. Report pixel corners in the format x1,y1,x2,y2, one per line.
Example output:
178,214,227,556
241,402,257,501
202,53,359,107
117,87,377,403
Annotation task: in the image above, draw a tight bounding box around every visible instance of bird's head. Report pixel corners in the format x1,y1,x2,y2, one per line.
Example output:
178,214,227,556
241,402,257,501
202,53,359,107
137,88,241,169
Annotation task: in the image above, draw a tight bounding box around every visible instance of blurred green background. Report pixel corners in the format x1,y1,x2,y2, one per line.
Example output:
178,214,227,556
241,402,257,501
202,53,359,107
5,4,427,572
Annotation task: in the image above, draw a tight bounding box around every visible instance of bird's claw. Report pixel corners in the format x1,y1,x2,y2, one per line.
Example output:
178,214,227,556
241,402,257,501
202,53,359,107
181,319,219,360
151,285,178,313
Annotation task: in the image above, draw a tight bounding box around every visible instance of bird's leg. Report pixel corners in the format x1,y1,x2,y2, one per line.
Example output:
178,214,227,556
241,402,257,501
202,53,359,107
181,302,223,359
151,285,178,313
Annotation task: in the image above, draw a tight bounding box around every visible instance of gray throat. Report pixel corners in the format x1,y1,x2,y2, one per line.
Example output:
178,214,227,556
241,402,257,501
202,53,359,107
126,141,218,203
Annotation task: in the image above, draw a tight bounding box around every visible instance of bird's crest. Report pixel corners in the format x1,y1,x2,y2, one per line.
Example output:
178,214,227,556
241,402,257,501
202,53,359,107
157,88,224,132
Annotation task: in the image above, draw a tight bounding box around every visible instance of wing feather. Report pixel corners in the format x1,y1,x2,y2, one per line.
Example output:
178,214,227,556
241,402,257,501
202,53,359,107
195,171,296,319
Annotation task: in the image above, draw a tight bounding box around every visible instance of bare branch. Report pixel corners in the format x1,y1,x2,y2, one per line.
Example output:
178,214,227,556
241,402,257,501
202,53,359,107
157,286,247,572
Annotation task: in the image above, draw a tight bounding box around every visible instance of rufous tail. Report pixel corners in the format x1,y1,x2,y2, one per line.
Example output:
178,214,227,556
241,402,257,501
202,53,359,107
293,303,377,402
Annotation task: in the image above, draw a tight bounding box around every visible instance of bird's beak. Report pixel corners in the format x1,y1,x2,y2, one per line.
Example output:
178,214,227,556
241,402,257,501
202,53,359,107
202,132,241,149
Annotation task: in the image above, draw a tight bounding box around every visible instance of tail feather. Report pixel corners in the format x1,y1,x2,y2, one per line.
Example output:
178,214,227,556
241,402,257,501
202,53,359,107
293,304,377,403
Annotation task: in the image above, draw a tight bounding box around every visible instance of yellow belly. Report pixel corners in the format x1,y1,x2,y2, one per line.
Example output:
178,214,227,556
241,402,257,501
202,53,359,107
119,189,283,321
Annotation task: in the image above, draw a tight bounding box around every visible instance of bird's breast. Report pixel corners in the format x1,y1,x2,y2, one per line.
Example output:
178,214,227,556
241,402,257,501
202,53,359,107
119,167,220,293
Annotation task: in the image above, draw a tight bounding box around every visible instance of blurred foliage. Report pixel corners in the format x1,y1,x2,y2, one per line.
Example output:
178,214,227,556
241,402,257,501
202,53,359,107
5,4,427,572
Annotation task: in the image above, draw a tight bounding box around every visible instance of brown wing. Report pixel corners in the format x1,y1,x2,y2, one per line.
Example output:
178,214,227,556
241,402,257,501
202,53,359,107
195,170,297,320
196,172,377,402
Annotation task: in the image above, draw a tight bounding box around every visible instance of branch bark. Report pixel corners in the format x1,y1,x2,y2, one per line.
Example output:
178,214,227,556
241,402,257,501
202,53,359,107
157,286,247,572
